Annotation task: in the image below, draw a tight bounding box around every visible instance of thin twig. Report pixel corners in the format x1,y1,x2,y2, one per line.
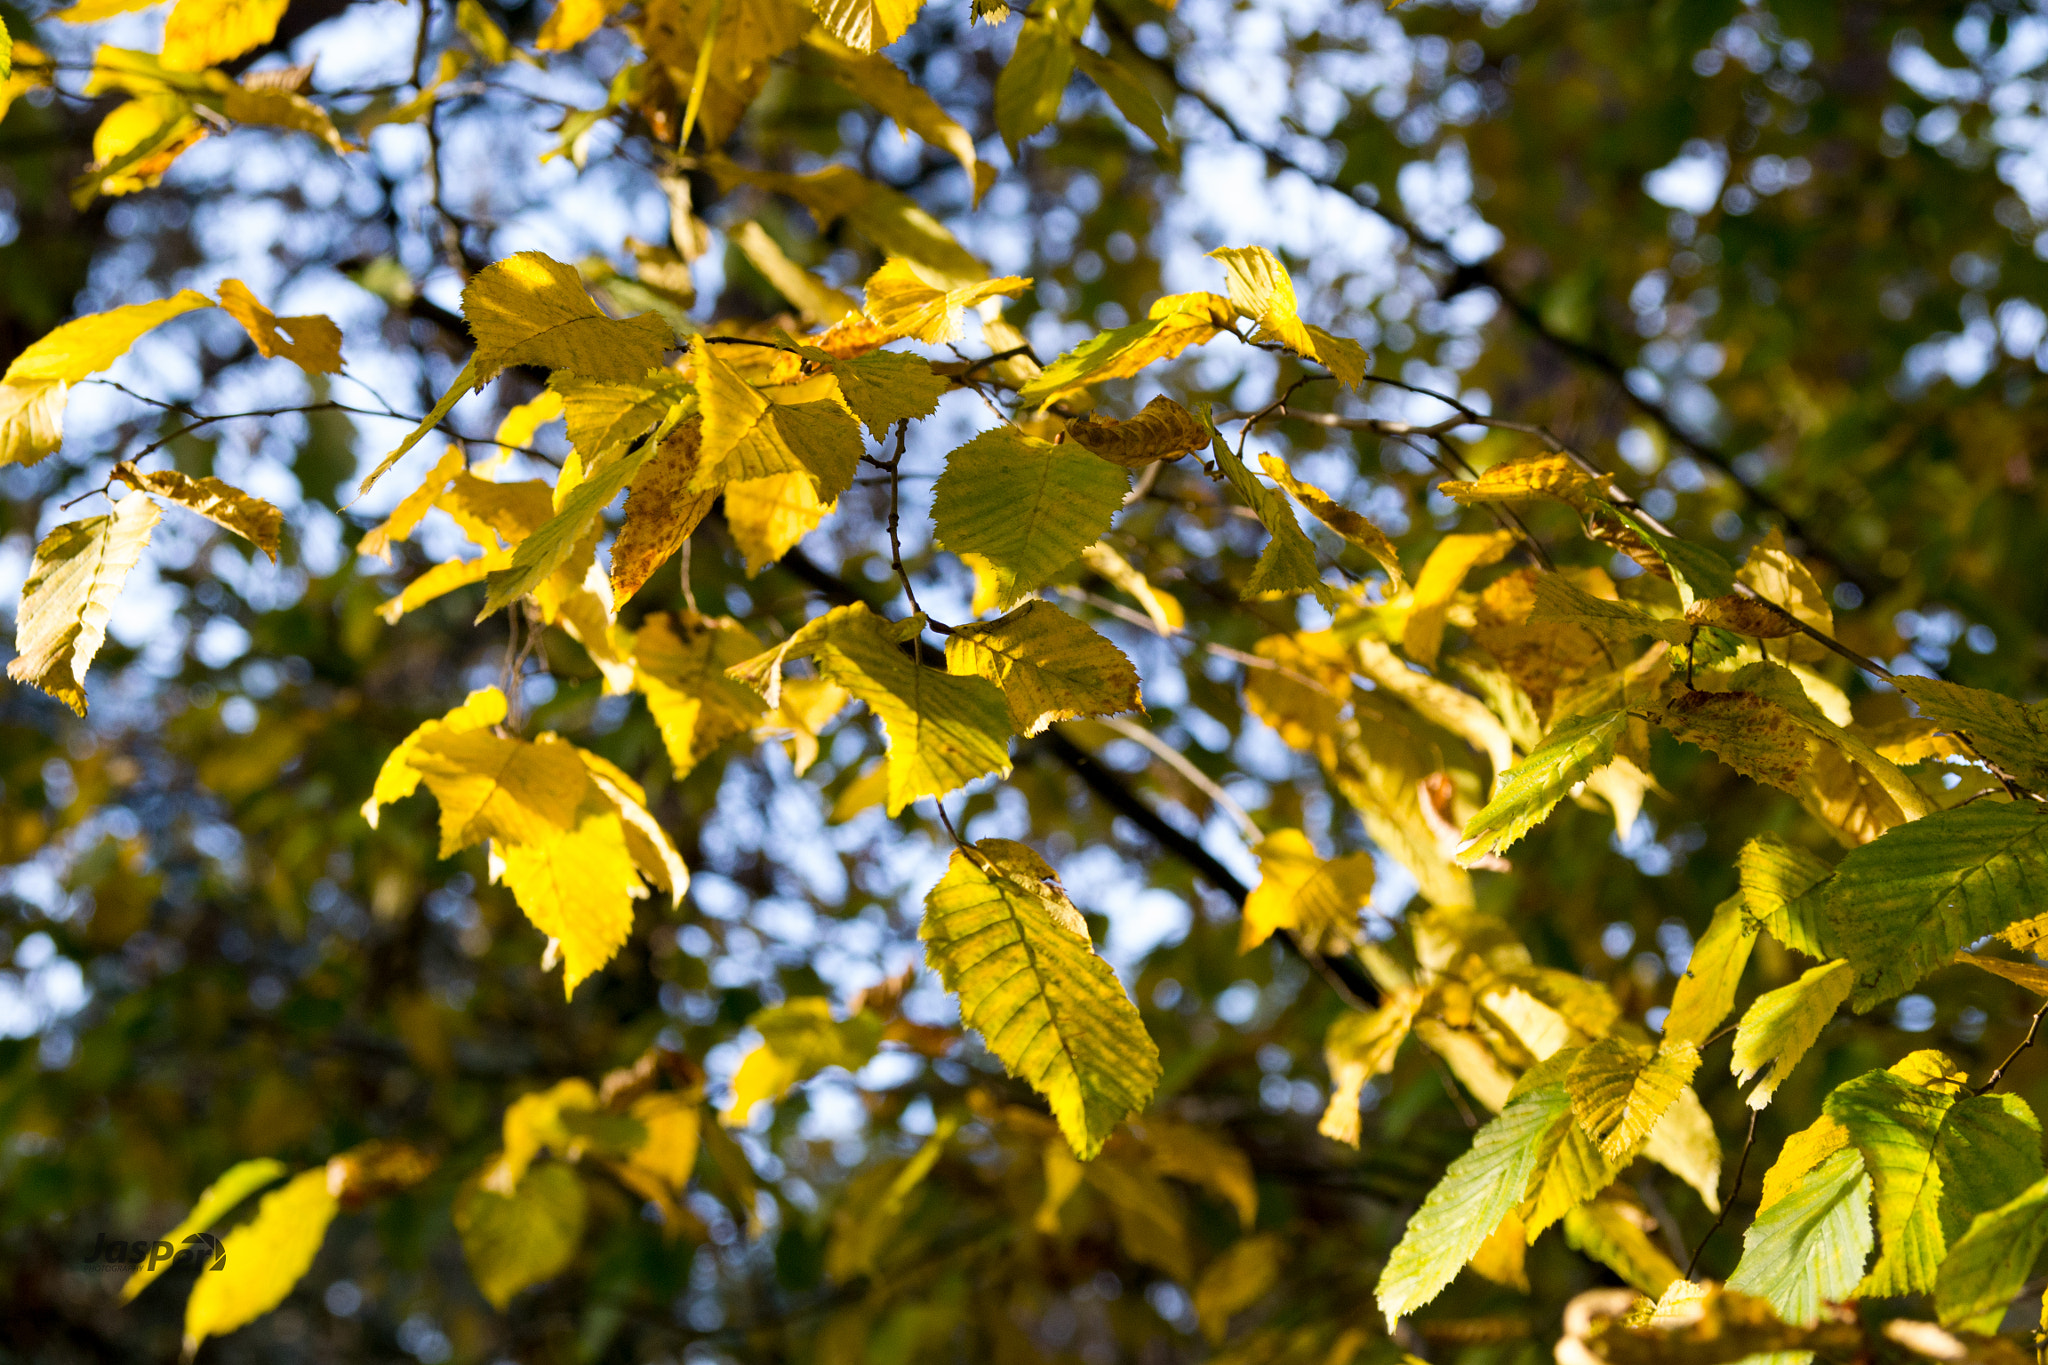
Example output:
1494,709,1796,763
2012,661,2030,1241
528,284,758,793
1684,1108,1760,1280
1977,996,2048,1095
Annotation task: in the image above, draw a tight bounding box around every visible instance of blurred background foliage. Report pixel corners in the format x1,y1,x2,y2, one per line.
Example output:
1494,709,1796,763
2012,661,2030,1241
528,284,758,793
2,0,2047,1360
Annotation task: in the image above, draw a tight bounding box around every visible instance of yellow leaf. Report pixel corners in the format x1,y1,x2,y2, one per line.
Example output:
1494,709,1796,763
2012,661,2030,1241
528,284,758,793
1240,827,1373,954
1567,1037,1702,1162
111,462,282,559
921,840,1160,1157
1320,989,1421,1146
721,998,884,1123
626,1092,702,1190
993,11,1073,148
119,1158,286,1303
1017,291,1233,407
1684,593,1801,638
943,599,1141,736
0,380,67,469
215,278,342,374
1353,636,1516,780
218,81,351,151
636,0,811,145
820,347,948,439
611,420,716,603
808,31,984,195
487,1078,599,1193
1758,1114,1852,1214
0,289,210,464
931,426,1129,609
536,0,625,50
1468,1212,1530,1290
1438,455,1603,511
1664,894,1759,1046
494,785,642,996
723,470,838,574
1402,529,1516,671
1562,1194,1683,1298
158,0,287,70
8,492,160,714
1259,453,1406,591
1731,959,1855,1110
705,155,989,288
1208,426,1334,608
358,447,463,561
1133,1118,1258,1229
1738,526,1833,662
494,387,564,462
1207,245,1368,388
1642,1084,1723,1212
362,686,508,826
180,1168,340,1354
553,371,686,463
453,1163,586,1309
437,471,554,549
376,550,505,622
691,336,861,495
53,0,164,20
1193,1234,1283,1344
1080,541,1182,633
807,0,923,52
462,251,674,383
1065,394,1208,467
859,257,1029,344
574,746,689,903
731,220,859,326
632,612,768,779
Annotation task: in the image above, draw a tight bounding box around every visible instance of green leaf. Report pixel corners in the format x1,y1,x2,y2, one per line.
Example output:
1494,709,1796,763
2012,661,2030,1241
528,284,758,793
1568,1037,1702,1162
1725,1146,1872,1327
7,492,161,715
1375,1067,1574,1325
993,14,1072,148
182,1167,342,1354
1738,832,1836,959
1607,505,1737,607
930,427,1129,609
1663,894,1758,1046
479,436,657,618
119,1158,287,1303
1820,802,2048,1010
1207,424,1334,608
454,1162,587,1309
1730,959,1854,1110
1823,1055,2043,1297
1935,1174,2048,1333
1895,675,2048,792
829,348,949,438
944,599,1142,737
1459,710,1628,864
1012,292,1231,407
920,839,1160,1158
1070,45,1171,151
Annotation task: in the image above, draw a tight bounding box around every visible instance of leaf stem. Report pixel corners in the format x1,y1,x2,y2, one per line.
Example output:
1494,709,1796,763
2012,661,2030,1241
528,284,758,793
1683,1107,1759,1280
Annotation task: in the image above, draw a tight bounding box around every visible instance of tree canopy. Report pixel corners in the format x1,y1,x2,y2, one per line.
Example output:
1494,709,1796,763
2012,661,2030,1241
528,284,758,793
5,0,2048,1361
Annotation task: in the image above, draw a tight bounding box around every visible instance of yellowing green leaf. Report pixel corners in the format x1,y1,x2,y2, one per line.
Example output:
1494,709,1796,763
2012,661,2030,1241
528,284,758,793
553,371,688,462
1527,569,1689,644
859,258,1029,344
1239,827,1373,954
920,839,1159,1158
216,278,342,375
611,421,716,603
487,1078,600,1193
481,437,658,617
722,998,885,1123
826,348,949,438
1375,1068,1573,1325
181,1167,341,1354
1459,710,1628,863
1824,1057,2043,1297
1438,455,1603,511
8,493,160,715
1726,1146,1872,1327
931,426,1129,609
1935,1174,2048,1333
806,0,923,53
1956,951,2048,996
463,251,673,383
1567,1037,1701,1162
1207,425,1332,608
943,599,1140,737
1759,1114,1852,1215
495,789,642,997
454,1163,587,1309
1820,801,2048,1010
1065,394,1208,468
1259,453,1405,591
1738,831,1836,959
1207,245,1368,388
1730,958,1854,1109
536,0,623,50
632,613,767,779
1194,1234,1283,1345
1641,1084,1723,1213
994,12,1072,148
1895,676,2048,792
112,462,282,560
1739,525,1834,660
0,289,210,465
119,1158,286,1303
1016,291,1233,407
1662,894,1758,1047
1071,43,1171,151
1656,684,1812,795
158,0,287,70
